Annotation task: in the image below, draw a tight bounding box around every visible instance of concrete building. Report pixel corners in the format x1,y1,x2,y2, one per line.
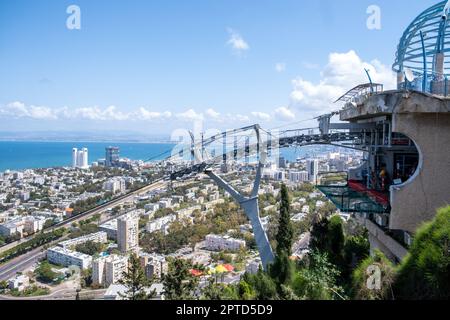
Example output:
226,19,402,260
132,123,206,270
140,254,167,279
0,218,25,237
205,234,246,252
103,178,126,194
99,219,118,240
307,159,319,184
316,2,450,262
8,274,30,292
146,214,176,234
117,212,139,253
72,147,89,169
288,170,309,183
23,216,46,234
92,254,128,287
105,146,120,168
47,247,92,270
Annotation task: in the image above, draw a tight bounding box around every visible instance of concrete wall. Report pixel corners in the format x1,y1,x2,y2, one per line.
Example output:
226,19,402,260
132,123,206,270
365,219,408,262
390,107,450,233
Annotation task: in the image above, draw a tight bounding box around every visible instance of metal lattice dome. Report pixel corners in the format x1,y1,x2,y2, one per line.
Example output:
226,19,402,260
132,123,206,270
393,1,450,77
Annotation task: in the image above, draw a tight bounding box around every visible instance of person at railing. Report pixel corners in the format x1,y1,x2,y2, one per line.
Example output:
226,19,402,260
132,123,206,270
379,165,390,192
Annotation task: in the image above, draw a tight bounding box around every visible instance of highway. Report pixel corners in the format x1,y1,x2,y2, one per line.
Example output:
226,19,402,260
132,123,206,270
0,179,167,282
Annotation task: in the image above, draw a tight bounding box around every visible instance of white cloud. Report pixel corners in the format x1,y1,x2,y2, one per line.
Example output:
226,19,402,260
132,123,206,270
175,109,204,122
227,28,249,55
0,101,58,120
251,111,271,122
290,50,396,117
205,108,221,120
136,107,172,120
274,107,295,122
275,63,286,73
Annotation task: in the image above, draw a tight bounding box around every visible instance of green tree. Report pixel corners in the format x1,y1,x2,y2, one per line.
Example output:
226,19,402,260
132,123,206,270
237,280,257,300
242,269,278,300
35,261,58,283
162,259,199,300
310,215,346,269
310,216,329,252
394,206,450,300
275,184,294,256
0,280,8,290
269,251,295,295
119,253,155,300
326,215,346,267
292,251,345,300
200,278,239,300
75,241,106,256
343,234,370,279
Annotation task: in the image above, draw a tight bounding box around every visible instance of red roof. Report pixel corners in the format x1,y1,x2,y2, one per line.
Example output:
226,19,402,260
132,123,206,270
223,264,234,272
190,269,203,277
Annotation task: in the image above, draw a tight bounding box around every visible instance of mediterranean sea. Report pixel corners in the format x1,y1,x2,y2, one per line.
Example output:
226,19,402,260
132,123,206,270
0,141,176,172
0,141,336,172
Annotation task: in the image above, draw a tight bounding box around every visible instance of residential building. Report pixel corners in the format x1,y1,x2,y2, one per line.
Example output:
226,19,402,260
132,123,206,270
146,214,176,234
103,178,126,194
205,234,246,251
99,219,118,240
72,148,89,169
288,171,309,183
307,159,319,184
8,274,30,292
117,212,139,253
92,254,128,287
47,247,92,270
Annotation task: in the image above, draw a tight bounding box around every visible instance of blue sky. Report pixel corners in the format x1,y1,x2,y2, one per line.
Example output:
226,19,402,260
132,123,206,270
0,0,440,136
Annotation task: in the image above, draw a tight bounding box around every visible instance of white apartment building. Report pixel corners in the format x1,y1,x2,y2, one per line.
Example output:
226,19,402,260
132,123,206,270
72,148,89,169
58,231,108,249
208,191,220,202
146,214,176,234
288,171,309,183
8,274,30,292
117,212,139,253
23,216,46,234
140,253,167,279
99,219,118,240
307,159,319,184
103,178,126,194
47,246,93,270
176,205,202,220
0,218,25,237
205,234,246,252
144,203,159,213
157,198,172,209
92,254,128,287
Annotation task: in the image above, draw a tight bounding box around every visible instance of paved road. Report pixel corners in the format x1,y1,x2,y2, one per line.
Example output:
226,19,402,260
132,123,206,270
0,180,166,282
0,248,45,281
